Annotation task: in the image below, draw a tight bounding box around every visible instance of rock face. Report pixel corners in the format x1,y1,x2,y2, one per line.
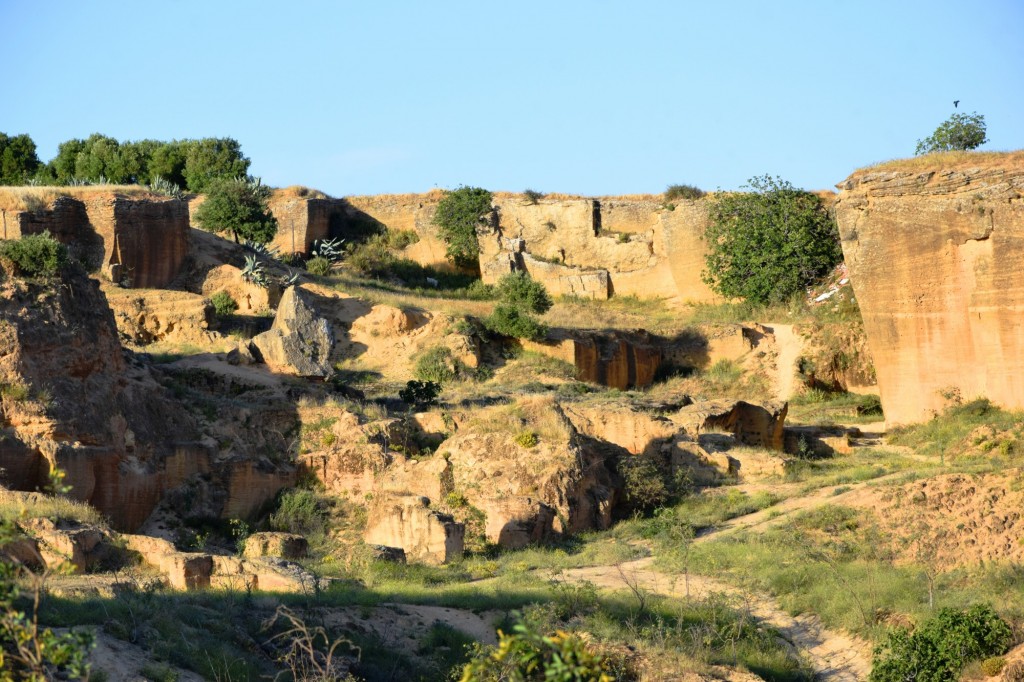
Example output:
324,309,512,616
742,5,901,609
834,158,1024,424
7,191,190,289
522,330,663,390
342,192,720,302
0,263,205,529
267,189,341,256
675,400,789,451
103,286,214,345
251,286,333,376
363,495,464,564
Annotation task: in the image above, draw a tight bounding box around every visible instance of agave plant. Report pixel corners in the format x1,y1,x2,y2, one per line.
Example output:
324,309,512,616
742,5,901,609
147,175,183,199
280,268,301,287
243,239,280,260
241,254,269,288
312,237,346,262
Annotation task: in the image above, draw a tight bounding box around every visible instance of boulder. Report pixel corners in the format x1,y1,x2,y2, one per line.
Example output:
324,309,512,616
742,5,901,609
19,518,113,572
251,286,333,376
363,494,464,565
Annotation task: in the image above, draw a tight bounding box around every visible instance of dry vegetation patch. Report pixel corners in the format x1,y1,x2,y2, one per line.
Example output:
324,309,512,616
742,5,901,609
850,471,1024,571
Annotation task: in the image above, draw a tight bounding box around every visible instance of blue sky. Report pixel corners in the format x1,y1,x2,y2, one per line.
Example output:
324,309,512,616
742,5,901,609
3,1,1022,196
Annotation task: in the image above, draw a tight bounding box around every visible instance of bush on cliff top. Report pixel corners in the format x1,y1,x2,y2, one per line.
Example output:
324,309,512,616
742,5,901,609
432,186,492,269
0,232,67,278
702,175,841,306
916,111,988,155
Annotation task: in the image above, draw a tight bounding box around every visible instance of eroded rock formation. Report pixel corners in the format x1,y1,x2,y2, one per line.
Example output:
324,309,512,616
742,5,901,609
835,157,1024,424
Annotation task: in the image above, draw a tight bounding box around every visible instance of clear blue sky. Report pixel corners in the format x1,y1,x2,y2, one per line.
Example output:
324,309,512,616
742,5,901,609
3,1,1022,196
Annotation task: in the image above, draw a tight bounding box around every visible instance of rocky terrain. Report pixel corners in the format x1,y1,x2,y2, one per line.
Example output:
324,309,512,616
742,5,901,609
1,154,1024,681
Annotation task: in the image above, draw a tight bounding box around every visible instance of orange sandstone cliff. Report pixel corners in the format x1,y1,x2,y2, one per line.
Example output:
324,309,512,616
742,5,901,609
834,153,1024,424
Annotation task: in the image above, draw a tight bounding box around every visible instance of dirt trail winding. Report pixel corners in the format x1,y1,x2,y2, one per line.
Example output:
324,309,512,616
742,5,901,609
561,557,871,680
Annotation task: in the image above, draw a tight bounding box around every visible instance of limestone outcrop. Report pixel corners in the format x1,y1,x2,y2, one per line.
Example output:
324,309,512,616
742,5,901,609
834,156,1024,424
124,534,320,592
363,494,464,564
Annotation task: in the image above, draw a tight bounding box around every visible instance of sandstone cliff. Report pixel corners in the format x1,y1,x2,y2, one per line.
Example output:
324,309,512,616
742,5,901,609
835,153,1024,424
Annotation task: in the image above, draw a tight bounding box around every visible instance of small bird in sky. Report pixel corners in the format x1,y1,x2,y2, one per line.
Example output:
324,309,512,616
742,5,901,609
954,100,960,108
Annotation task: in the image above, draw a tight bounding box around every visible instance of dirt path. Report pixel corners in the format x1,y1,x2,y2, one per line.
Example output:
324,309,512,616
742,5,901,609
561,557,871,681
768,323,802,402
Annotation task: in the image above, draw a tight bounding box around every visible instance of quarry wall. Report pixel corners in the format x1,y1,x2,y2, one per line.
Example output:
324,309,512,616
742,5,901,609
835,156,1024,425
340,192,720,302
2,191,189,289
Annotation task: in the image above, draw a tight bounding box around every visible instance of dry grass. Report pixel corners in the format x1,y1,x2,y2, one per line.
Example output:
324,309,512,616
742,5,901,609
0,490,104,525
853,149,1024,176
464,395,573,444
329,273,495,319
543,295,685,334
0,185,162,212
272,185,330,200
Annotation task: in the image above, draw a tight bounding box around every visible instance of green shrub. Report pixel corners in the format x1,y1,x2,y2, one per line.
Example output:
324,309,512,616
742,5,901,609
444,491,468,508
703,175,842,306
432,186,492,268
869,604,1012,682
209,290,238,317
269,489,330,540
619,454,678,512
484,304,548,342
664,183,705,201
0,232,67,277
414,346,463,384
399,380,441,408
304,255,331,276
495,271,552,315
459,620,615,681
514,431,539,448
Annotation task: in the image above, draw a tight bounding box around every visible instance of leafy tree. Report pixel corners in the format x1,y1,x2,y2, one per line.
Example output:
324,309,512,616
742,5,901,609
432,186,492,269
0,133,41,185
182,138,250,193
916,112,988,155
49,138,87,184
702,175,841,306
147,140,188,187
194,177,278,244
870,604,1011,682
